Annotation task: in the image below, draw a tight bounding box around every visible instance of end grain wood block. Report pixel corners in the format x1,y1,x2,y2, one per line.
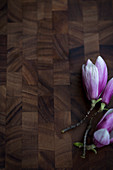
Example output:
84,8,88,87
55,111,71,134
71,95,87,125
70,73,84,98
54,60,70,85
6,97,22,127
7,33,22,50
22,112,38,168
38,56,53,70
0,72,6,85
52,0,67,11
8,0,22,22
53,11,68,34
0,35,7,85
7,47,22,72
0,112,5,168
99,21,113,45
22,150,38,169
0,0,7,34
38,70,53,96
55,111,72,168
55,134,72,168
84,33,99,60
38,96,54,123
38,150,55,169
0,86,6,112
38,127,54,151
68,0,83,22
7,23,22,34
69,46,84,74
5,126,21,170
53,34,68,60
38,96,54,153
98,0,112,21
0,35,7,54
22,0,37,11
69,21,84,49
38,19,53,57
38,19,52,35
22,129,38,150
37,0,52,20
22,59,38,85
54,86,71,112
23,35,37,60
82,1,98,33
100,45,113,81
23,11,37,35
22,85,38,112
22,112,38,130
7,72,22,97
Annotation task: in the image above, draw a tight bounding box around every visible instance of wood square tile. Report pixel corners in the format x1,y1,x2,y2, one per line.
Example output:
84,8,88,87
22,85,38,112
54,86,71,112
38,96,54,123
53,11,68,34
38,70,53,96
6,97,22,127
7,72,22,97
0,86,6,112
53,34,68,60
8,0,22,22
7,47,22,72
23,35,37,60
52,0,67,11
23,11,37,35
22,59,38,85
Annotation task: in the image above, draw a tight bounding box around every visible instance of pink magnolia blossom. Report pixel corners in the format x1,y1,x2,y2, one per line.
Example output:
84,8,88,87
93,109,113,148
82,56,108,100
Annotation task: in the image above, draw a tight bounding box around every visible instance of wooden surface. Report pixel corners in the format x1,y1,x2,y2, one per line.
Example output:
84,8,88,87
1,0,113,169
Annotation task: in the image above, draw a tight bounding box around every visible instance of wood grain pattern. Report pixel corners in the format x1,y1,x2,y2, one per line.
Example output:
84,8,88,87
1,0,113,169
22,112,38,168
0,0,7,34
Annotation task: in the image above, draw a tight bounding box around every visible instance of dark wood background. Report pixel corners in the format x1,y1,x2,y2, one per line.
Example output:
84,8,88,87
1,0,113,169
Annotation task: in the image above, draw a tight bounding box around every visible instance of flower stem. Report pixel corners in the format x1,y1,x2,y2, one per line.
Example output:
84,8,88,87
82,109,102,158
82,117,92,158
61,98,102,134
61,106,94,133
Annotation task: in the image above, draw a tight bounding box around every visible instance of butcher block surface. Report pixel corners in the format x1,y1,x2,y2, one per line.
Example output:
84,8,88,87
0,0,113,169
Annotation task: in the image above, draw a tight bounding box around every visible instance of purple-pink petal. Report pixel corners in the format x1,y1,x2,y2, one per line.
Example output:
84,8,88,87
97,112,113,132
102,78,113,104
97,109,113,131
95,56,108,96
82,60,99,100
93,129,110,148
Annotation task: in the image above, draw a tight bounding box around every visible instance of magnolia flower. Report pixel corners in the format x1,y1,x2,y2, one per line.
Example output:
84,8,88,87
93,109,113,148
102,78,113,105
82,56,108,100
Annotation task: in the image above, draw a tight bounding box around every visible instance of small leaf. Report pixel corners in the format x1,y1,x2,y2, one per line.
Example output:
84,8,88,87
73,142,83,148
87,144,96,150
96,98,102,104
103,108,109,111
91,148,97,154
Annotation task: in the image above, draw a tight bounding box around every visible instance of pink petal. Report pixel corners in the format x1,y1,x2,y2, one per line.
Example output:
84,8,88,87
82,60,99,100
95,56,108,96
102,78,113,104
97,112,113,132
93,129,110,148
97,109,113,129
